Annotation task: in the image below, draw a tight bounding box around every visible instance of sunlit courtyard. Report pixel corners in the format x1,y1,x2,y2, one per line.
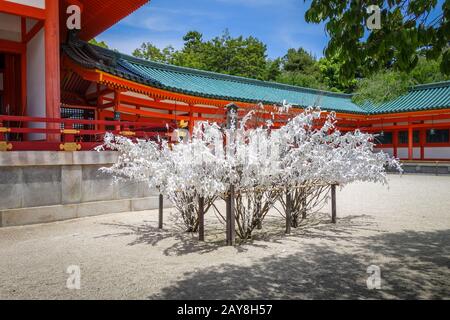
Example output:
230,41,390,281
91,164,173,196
0,174,449,300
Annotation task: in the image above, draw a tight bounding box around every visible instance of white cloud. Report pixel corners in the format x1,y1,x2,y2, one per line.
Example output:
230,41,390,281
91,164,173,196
118,4,225,33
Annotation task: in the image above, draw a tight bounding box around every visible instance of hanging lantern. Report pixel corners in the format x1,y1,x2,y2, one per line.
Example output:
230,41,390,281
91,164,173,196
430,116,436,135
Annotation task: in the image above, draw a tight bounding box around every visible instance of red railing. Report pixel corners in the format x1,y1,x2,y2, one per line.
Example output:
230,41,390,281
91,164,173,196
0,115,172,151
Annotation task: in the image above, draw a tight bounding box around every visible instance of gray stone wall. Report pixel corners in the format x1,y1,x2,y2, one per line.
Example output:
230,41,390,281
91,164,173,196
0,152,169,227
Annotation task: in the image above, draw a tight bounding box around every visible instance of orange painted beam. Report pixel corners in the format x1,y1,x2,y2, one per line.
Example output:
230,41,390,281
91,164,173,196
368,109,450,119
23,20,44,43
118,105,221,123
356,112,450,126
359,122,450,131
0,0,46,19
117,93,224,115
0,39,26,54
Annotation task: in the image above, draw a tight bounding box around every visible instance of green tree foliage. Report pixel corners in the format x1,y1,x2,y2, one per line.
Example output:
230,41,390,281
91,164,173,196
282,48,318,73
132,42,174,63
264,58,282,82
305,0,450,80
132,30,270,80
317,56,357,93
352,70,412,105
353,54,450,104
276,48,328,90
89,38,109,49
409,55,450,84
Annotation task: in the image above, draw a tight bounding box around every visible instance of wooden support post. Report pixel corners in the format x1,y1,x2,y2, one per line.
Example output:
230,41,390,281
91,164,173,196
257,212,263,230
158,194,164,229
198,196,205,241
114,91,121,132
225,103,238,246
226,185,236,246
285,190,292,234
302,197,307,220
331,184,337,224
420,128,426,160
393,130,398,158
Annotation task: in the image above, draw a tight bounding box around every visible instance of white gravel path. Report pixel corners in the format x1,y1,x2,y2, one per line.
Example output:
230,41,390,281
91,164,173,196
0,174,449,300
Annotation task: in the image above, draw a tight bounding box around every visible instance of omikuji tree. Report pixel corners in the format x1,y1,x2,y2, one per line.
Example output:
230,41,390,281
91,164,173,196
101,106,401,241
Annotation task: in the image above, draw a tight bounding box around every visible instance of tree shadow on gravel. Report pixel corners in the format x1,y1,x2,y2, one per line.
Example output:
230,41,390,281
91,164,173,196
96,213,373,256
96,222,267,256
252,214,377,243
148,229,450,300
96,213,376,256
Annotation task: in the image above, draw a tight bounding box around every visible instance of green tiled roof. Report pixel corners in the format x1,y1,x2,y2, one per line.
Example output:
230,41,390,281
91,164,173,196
62,39,450,115
63,39,364,114
361,81,450,114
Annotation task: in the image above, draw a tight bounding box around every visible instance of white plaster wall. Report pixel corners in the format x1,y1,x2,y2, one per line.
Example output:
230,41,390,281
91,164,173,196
26,28,46,140
376,147,450,159
377,148,394,157
122,91,154,101
397,147,421,159
372,123,394,128
424,147,450,159
424,119,450,124
0,13,21,42
5,0,45,9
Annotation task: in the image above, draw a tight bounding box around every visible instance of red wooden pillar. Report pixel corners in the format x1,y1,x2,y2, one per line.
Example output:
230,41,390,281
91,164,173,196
408,125,413,160
189,105,194,137
420,129,426,160
45,0,61,142
20,53,27,116
113,90,121,132
393,130,398,158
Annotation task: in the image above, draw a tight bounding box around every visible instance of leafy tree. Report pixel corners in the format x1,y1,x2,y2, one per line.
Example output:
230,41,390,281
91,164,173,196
276,47,329,90
353,53,450,105
305,0,450,80
409,54,450,84
89,38,109,49
264,58,282,81
171,31,207,69
276,71,327,90
132,42,174,63
282,47,318,73
203,30,269,79
317,56,357,93
352,70,411,105
134,30,270,80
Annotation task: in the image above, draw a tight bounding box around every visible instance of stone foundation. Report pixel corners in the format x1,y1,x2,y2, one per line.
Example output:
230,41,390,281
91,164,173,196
0,151,170,227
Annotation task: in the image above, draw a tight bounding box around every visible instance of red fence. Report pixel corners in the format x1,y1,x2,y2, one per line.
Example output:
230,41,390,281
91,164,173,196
0,115,172,151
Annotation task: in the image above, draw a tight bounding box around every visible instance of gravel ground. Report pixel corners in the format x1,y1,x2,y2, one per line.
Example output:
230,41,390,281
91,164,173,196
0,174,449,300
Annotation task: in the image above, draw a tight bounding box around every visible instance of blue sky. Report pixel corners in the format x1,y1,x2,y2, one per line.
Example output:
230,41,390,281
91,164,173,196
96,0,328,60
96,0,445,60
